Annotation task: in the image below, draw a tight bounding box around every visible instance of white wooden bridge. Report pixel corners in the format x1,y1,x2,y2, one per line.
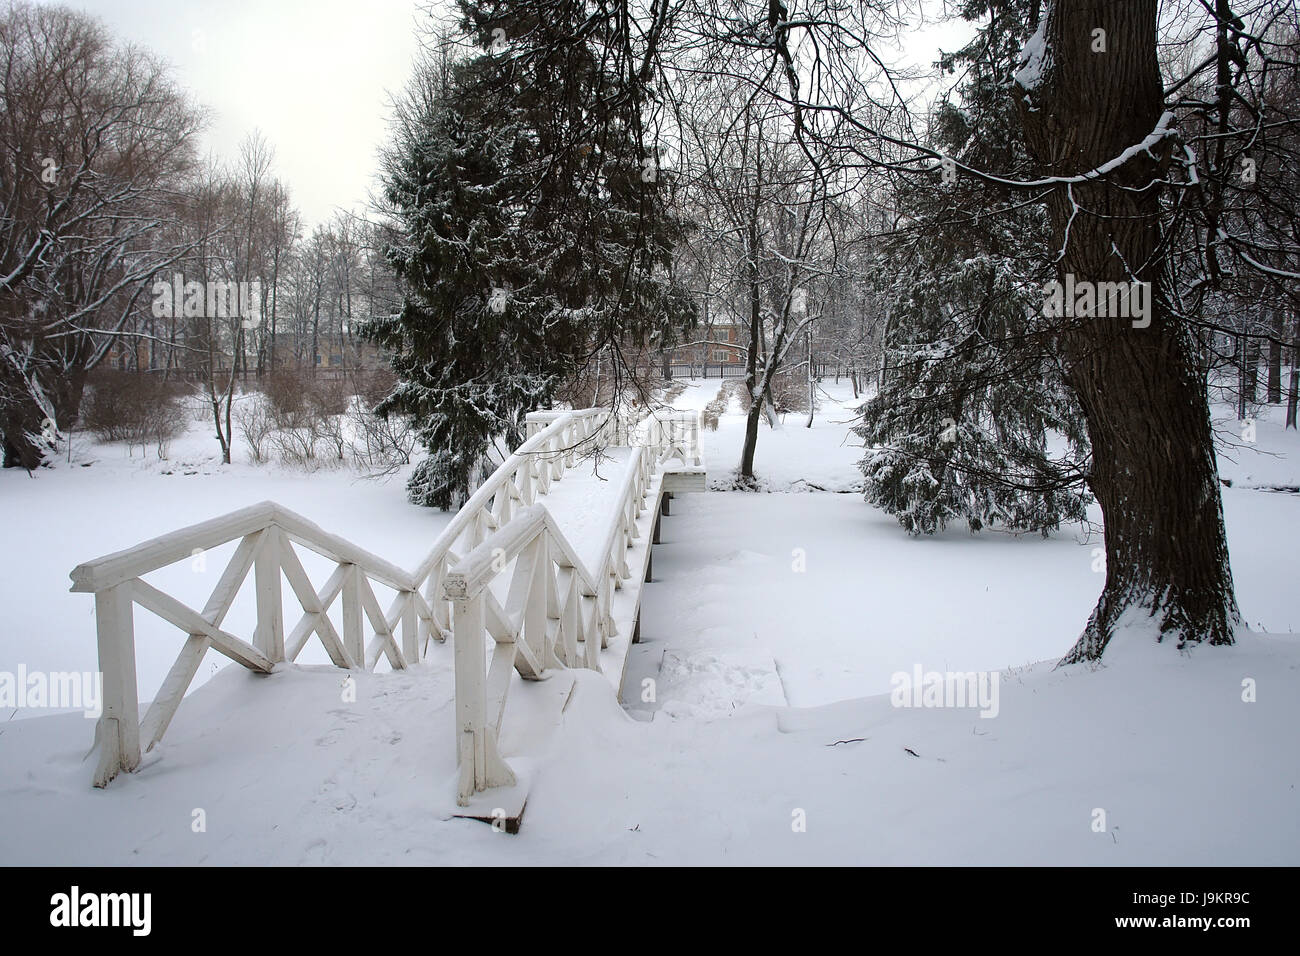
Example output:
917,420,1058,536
70,406,704,830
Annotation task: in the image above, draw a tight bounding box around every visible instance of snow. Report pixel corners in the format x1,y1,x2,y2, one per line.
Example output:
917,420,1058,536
3,626,1295,865
628,491,1100,715
1214,403,1300,491
0,381,1297,864
528,446,633,572
1013,21,1050,93
0,406,454,711
665,377,865,491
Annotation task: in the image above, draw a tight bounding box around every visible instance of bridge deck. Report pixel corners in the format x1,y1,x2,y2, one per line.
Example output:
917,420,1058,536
526,446,635,575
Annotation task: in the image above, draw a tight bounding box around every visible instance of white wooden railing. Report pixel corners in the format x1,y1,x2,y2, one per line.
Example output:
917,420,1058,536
411,408,615,648
70,406,702,790
646,411,702,468
444,439,658,804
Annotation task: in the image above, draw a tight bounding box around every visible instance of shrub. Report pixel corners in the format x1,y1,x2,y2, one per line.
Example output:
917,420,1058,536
352,366,398,411
259,369,347,466
729,369,810,417
82,372,188,456
769,368,812,415
306,375,352,419
701,383,728,431
350,405,416,473
250,367,410,470
271,420,320,467
261,368,308,420
234,398,274,464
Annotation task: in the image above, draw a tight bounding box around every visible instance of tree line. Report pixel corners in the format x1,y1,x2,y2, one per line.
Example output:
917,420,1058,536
0,2,399,469
4,0,1297,663
372,0,1298,663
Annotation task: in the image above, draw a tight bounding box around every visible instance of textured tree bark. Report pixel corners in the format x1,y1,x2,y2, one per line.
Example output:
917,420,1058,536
1287,368,1298,429
49,354,90,432
738,279,764,479
1017,0,1239,660
0,347,50,470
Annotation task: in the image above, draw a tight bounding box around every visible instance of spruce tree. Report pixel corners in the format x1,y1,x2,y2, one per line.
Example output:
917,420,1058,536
854,0,1091,536
367,2,694,508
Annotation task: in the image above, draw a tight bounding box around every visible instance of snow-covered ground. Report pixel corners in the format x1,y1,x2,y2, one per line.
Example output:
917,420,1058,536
663,376,868,492
630,381,1300,718
0,395,453,708
0,380,1297,864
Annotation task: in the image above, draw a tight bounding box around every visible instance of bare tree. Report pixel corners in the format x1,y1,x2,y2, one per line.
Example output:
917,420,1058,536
0,1,203,468
235,131,274,380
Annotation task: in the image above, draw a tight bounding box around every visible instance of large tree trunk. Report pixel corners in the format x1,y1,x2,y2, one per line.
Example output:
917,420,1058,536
0,353,47,470
49,356,90,432
1017,0,1239,660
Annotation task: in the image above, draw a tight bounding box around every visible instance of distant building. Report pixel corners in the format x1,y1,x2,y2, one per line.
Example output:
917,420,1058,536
313,340,384,372
667,321,746,370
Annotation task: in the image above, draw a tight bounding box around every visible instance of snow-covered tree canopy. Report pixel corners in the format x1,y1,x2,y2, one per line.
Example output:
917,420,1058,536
367,1,696,508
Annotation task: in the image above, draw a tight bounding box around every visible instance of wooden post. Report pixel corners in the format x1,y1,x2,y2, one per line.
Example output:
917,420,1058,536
254,528,284,662
453,595,487,803
92,582,141,787
661,492,671,516
342,564,363,667
524,536,547,667
560,571,581,666
401,591,419,663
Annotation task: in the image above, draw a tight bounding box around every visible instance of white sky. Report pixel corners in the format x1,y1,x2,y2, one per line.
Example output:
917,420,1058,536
65,0,433,229
62,1,971,231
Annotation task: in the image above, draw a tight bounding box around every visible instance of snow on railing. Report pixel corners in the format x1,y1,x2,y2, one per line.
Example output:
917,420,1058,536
410,408,611,647
647,411,702,468
69,501,425,787
69,405,701,788
443,443,656,804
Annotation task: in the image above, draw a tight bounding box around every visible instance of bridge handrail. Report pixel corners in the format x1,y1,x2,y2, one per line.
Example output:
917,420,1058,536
411,408,605,586
68,404,698,790
441,441,656,804
70,502,418,595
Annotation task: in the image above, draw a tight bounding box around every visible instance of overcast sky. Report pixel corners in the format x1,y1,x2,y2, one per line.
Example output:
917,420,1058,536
64,0,969,231
66,0,429,229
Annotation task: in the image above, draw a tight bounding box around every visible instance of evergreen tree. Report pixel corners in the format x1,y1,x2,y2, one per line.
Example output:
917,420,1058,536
366,2,694,508
854,0,1091,536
